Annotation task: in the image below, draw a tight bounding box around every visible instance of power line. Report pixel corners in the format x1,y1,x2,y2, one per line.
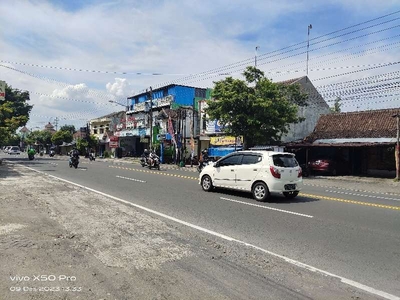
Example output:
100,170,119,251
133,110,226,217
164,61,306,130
150,16,400,89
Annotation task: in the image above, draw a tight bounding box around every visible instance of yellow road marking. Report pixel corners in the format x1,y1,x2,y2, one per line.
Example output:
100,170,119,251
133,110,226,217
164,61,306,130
108,165,198,180
108,166,400,211
300,193,400,211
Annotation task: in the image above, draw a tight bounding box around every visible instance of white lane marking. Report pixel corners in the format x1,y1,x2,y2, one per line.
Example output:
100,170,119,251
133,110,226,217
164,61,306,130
116,175,146,183
18,164,400,300
325,190,400,202
220,197,313,218
305,183,400,196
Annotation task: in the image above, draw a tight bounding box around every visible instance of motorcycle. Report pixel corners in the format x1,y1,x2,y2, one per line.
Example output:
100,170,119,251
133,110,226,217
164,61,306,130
69,156,79,169
49,150,55,157
140,155,148,167
28,154,35,160
147,154,160,170
197,159,212,172
89,153,96,161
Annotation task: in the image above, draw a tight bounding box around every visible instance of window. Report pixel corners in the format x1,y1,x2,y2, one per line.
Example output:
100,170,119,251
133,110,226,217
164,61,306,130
195,88,206,98
218,155,242,167
99,128,104,134
93,129,98,134
241,154,262,165
272,154,298,167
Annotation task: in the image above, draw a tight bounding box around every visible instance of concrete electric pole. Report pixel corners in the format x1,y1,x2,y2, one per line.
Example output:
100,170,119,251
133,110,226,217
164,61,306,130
393,112,400,181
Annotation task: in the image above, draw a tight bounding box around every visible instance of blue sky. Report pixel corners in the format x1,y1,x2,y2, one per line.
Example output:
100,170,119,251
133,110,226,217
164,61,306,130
0,0,399,129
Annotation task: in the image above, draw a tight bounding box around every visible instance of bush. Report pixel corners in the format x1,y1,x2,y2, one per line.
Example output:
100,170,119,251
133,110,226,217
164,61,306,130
104,151,110,158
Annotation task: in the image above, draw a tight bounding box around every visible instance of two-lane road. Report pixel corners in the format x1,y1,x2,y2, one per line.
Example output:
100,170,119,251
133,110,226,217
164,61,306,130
4,153,400,298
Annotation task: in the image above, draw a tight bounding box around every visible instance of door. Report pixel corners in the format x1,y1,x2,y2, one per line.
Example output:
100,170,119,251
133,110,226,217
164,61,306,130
213,154,242,188
235,154,263,190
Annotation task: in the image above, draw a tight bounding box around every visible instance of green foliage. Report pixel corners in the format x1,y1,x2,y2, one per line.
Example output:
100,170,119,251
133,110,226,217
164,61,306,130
59,125,76,134
0,84,33,143
76,138,88,153
206,66,308,148
25,130,52,146
51,130,73,145
104,151,110,158
330,97,342,113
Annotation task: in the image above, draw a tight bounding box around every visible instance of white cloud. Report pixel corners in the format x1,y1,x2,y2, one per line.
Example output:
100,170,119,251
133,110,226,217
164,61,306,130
1,0,400,128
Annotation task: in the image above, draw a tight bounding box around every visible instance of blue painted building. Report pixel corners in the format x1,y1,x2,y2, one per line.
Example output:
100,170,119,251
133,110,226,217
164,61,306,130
122,84,210,162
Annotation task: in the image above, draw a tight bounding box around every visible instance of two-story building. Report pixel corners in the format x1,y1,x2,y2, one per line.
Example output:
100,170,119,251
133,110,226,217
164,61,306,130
89,110,125,156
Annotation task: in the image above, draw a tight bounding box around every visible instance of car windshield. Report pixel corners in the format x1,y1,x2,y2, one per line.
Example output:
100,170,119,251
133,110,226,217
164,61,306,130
272,154,298,167
11,147,19,150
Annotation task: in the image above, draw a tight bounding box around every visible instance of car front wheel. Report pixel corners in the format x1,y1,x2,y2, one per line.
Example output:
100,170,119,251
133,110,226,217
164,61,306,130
201,175,213,192
283,191,299,199
252,182,270,202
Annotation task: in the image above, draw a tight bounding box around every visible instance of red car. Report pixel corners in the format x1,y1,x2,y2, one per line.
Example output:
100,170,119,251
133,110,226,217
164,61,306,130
308,158,338,175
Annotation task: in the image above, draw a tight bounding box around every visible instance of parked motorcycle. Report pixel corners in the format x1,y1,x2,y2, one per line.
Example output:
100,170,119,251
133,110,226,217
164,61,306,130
28,154,35,160
49,150,55,157
69,156,79,169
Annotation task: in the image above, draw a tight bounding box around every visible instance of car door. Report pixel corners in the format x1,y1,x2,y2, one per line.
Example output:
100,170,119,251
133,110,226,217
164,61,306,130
213,154,242,188
235,154,263,190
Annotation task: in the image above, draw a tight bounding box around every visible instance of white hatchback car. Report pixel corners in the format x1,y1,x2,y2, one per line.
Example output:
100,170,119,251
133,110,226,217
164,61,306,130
199,150,303,202
8,146,21,155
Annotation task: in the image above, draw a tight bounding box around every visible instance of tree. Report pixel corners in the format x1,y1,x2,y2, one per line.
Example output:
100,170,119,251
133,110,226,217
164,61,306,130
76,135,98,154
330,97,342,113
60,125,76,134
0,84,33,144
51,130,73,146
205,66,308,148
25,130,52,147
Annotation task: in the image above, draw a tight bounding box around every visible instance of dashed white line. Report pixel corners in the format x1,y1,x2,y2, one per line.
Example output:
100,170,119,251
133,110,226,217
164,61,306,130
325,190,400,202
220,197,313,218
116,175,146,183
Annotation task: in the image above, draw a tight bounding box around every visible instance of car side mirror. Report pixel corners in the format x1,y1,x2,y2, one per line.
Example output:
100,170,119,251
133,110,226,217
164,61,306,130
213,162,219,168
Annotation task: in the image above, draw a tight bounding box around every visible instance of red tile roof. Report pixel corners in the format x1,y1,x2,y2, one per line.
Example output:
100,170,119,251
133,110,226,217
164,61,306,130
307,108,400,141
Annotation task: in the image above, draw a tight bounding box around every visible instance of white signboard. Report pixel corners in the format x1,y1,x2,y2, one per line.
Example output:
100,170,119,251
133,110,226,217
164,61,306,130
0,81,5,101
133,95,174,112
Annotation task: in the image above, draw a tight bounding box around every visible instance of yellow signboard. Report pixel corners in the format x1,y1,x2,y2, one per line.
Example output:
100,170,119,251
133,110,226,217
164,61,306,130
210,136,243,146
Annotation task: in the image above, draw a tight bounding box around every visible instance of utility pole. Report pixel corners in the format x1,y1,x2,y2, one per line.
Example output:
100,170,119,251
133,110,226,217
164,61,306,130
255,46,259,83
306,24,312,82
149,87,153,150
393,112,400,181
54,117,59,131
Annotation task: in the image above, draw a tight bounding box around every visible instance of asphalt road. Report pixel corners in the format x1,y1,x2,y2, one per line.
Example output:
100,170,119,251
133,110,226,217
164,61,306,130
3,153,400,298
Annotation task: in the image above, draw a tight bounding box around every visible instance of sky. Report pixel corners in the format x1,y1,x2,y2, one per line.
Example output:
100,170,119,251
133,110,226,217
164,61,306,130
1,0,400,130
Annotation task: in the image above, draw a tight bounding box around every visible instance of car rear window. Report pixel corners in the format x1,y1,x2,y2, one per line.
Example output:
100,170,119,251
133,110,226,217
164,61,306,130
11,147,19,150
272,154,298,167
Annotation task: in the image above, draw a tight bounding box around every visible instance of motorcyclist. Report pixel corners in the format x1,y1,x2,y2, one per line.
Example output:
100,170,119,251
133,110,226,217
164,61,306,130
148,149,158,167
69,147,80,165
198,149,209,171
28,147,36,158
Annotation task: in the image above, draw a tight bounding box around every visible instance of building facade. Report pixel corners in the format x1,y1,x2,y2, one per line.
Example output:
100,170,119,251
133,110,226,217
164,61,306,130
125,84,210,162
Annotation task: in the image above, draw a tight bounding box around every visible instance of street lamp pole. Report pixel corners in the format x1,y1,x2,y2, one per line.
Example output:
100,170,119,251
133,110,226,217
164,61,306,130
306,24,312,81
393,112,400,181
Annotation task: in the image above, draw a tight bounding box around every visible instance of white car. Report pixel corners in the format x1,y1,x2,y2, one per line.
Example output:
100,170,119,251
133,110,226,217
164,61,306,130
199,150,303,202
8,146,21,155
4,146,12,153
